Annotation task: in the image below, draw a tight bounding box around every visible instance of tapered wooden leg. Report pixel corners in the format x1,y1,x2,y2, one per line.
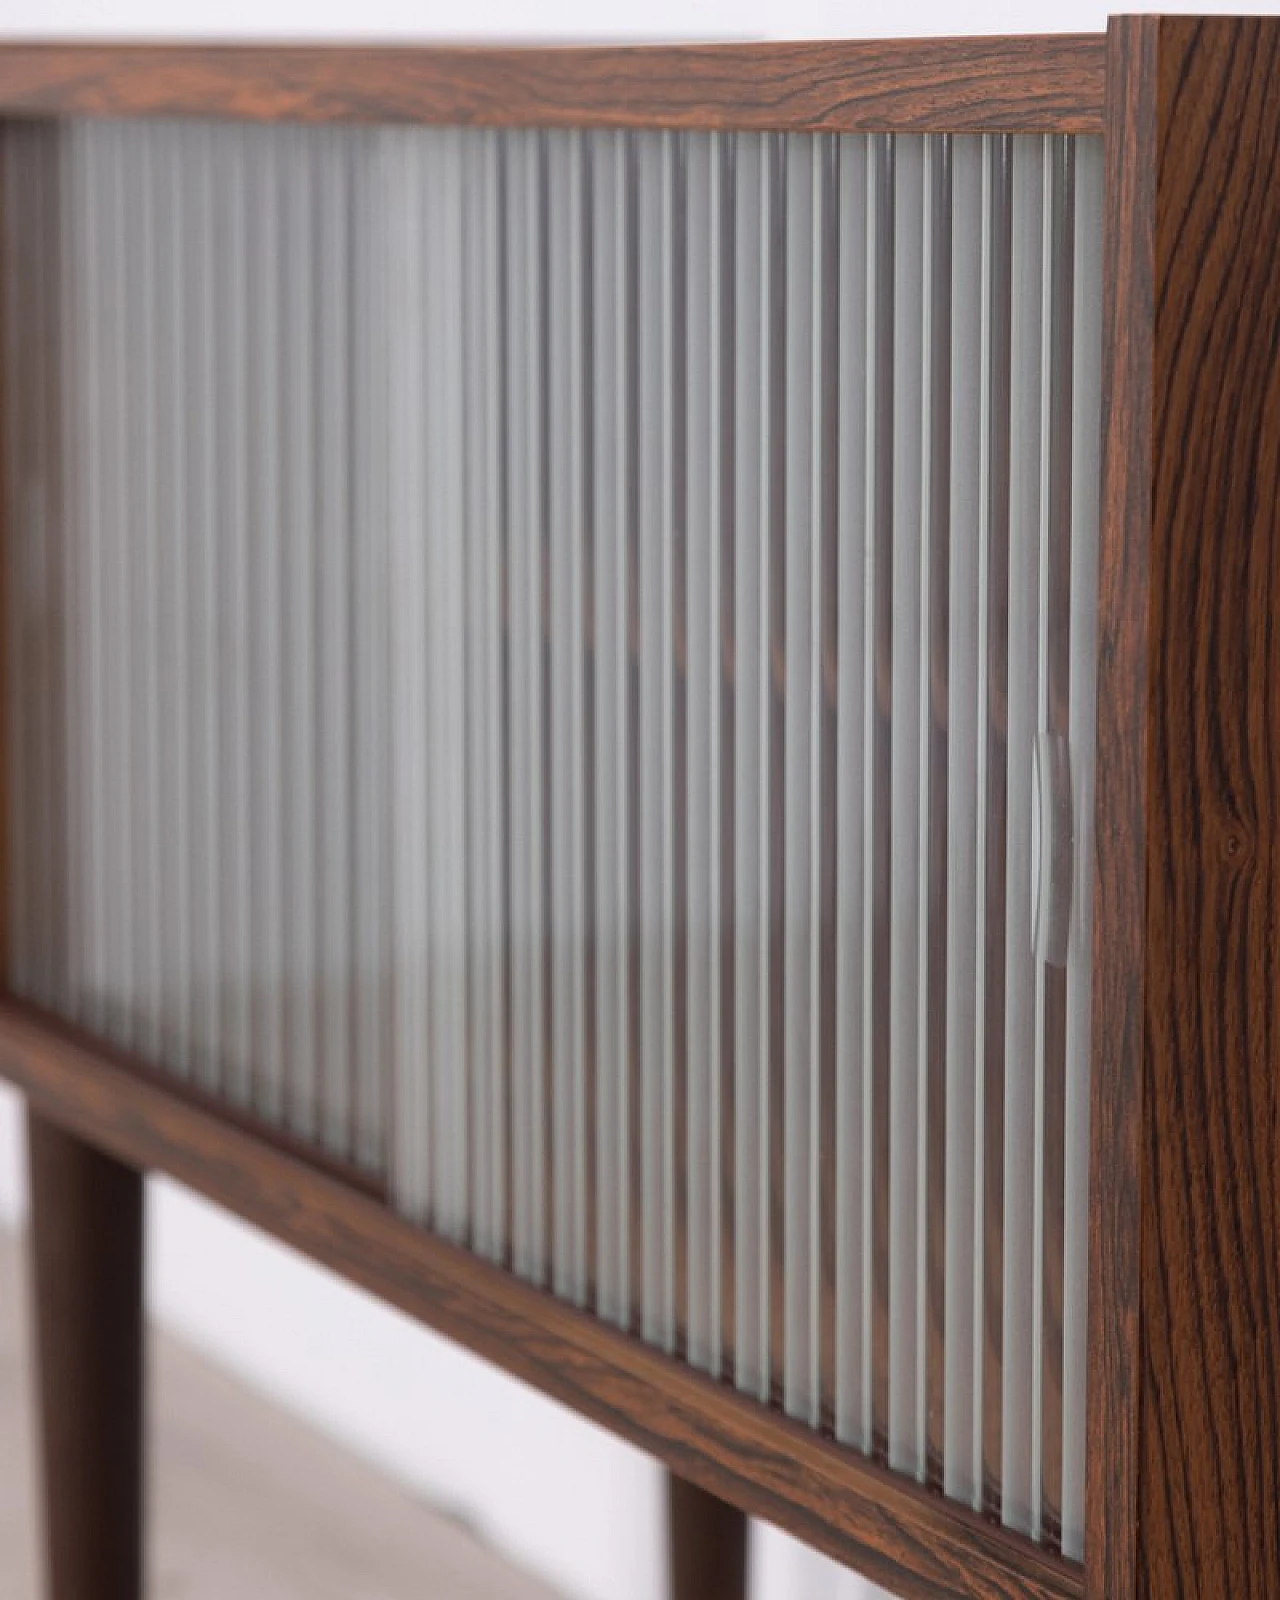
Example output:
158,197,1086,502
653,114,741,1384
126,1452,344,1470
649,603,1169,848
667,1472,748,1600
27,1112,144,1600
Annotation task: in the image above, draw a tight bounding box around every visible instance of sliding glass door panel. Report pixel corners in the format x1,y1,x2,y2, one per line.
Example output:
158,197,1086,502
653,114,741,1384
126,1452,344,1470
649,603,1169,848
2,116,1103,1548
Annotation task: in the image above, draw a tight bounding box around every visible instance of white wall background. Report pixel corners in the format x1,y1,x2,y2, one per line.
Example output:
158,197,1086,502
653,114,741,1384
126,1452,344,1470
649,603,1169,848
0,0,1259,40
2,2,1277,1596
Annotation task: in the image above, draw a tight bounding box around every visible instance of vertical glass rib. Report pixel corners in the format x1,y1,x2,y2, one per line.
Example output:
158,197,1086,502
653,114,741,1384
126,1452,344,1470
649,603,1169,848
977,132,1012,1519
668,130,689,1364
534,131,555,1295
637,128,673,1351
14,128,35,998
622,132,645,1336
59,126,83,1024
553,124,588,1299
945,133,983,1507
549,131,588,1302
782,132,817,1426
733,132,767,1402
16,125,41,1006
51,130,71,1013
508,130,548,1283
1035,134,1075,1553
868,131,894,1462
219,127,252,1104
18,130,41,1001
83,127,109,1039
592,131,630,1327
624,130,643,1330
249,127,284,1126
29,126,48,1005
316,129,352,1154
713,131,736,1388
577,135,596,1314
764,131,787,1417
1031,139,1053,1542
388,129,431,1224
194,121,218,1083
464,128,506,1257
1001,134,1044,1539
1062,134,1103,1565
3,129,29,1003
814,133,840,1439
130,124,160,1063
462,126,489,1249
11,127,31,998
160,126,192,1078
353,128,389,1174
425,130,470,1242
685,131,714,1374
834,132,870,1452
639,127,659,1337
44,124,61,1006
685,130,730,1380
195,123,222,1088
33,129,60,1011
102,124,134,1052
551,125,574,1288
196,121,219,1088
922,132,953,1493
888,132,924,1480
283,125,317,1138
49,128,71,1017
31,121,53,1005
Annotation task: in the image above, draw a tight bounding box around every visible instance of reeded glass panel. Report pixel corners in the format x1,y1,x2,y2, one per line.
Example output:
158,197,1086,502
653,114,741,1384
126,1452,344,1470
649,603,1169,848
1,115,1102,1558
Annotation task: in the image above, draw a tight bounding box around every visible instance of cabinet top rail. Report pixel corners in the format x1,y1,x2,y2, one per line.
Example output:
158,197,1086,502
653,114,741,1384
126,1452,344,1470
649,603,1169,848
0,35,1105,134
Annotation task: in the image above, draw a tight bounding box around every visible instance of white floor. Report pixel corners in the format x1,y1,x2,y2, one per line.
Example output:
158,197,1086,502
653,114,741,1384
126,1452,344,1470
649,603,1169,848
0,1226,562,1600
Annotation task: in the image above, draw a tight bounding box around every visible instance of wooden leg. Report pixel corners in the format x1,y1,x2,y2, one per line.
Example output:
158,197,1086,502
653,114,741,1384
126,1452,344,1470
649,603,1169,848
667,1472,748,1600
27,1111,144,1600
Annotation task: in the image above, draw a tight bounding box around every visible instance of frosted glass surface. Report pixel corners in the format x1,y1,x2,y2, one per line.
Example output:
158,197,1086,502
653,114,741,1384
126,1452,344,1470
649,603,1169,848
1,118,1102,1558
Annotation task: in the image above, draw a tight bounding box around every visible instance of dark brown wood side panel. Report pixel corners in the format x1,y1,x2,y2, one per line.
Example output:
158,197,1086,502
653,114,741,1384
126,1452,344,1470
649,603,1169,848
1141,15,1280,1596
1086,20,1156,1598
1089,15,1280,1599
0,997,1084,1600
0,37,1105,134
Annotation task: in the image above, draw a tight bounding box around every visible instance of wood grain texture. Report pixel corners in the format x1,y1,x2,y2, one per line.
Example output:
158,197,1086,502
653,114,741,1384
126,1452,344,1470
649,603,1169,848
1085,21,1155,1597
0,37,1104,134
27,1112,144,1600
1140,16,1280,1596
1089,15,1280,1599
0,997,1083,1600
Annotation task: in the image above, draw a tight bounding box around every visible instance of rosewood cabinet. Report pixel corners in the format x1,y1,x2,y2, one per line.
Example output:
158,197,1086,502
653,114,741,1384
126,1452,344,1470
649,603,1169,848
0,17,1277,1599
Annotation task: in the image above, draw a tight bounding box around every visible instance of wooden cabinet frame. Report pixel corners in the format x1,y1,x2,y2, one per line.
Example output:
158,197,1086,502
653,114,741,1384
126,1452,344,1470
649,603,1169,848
0,19,1277,1598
